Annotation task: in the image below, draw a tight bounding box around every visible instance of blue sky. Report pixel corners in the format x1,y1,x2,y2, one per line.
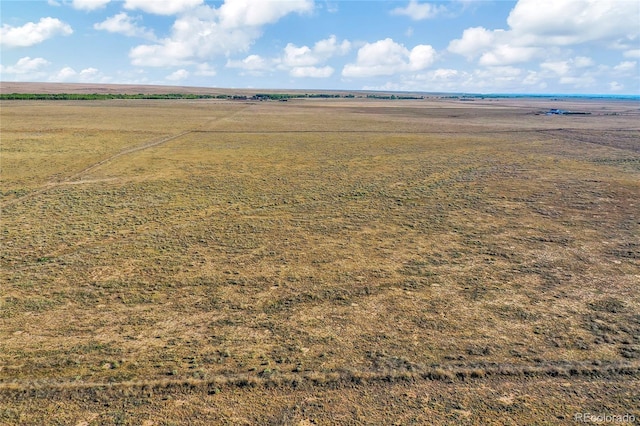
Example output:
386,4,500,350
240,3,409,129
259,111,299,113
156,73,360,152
1,0,639,94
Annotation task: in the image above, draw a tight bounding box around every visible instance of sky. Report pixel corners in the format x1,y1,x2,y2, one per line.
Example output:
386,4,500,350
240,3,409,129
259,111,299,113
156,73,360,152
1,0,639,94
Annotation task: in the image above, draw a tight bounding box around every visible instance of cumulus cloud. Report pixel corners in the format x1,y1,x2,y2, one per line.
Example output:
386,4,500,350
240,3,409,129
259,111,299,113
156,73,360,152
342,38,436,77
390,0,445,20
282,35,350,67
48,66,106,82
613,61,637,73
541,61,571,76
130,0,314,67
507,0,639,46
366,64,562,94
609,81,624,91
0,56,50,77
478,45,539,66
218,0,313,28
124,0,203,16
449,28,540,66
410,44,438,70
573,56,595,68
225,35,346,79
194,63,216,76
130,12,258,67
290,66,333,78
51,66,78,81
540,57,596,77
72,0,110,11
558,75,595,87
624,49,640,59
166,69,190,81
449,0,640,67
226,54,272,72
94,13,156,40
448,27,497,59
283,44,316,67
1,17,72,48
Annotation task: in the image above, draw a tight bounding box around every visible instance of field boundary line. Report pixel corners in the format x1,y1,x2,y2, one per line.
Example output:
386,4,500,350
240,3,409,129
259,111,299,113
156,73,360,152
190,127,640,134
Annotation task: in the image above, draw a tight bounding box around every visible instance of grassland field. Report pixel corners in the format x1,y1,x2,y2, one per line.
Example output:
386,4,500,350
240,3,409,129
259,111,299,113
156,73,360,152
1,92,639,425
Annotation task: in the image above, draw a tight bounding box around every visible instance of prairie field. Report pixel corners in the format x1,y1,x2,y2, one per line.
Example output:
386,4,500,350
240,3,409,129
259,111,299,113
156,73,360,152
1,94,639,424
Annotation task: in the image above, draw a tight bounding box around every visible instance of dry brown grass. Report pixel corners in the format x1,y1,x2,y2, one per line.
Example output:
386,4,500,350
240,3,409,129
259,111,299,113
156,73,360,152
1,95,639,424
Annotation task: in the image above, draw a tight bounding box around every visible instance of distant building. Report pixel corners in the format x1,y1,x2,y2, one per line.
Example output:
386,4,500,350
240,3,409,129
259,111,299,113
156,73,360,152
545,108,590,115
546,109,568,115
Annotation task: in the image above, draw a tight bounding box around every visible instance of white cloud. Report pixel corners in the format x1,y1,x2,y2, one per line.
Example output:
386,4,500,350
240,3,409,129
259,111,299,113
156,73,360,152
48,66,108,82
194,63,216,76
522,70,543,86
541,61,571,76
51,66,78,81
624,49,640,59
282,35,350,67
129,11,258,67
609,81,624,91
290,66,333,78
478,45,539,66
361,64,556,93
559,75,595,87
449,0,640,68
613,61,637,73
218,0,313,28
390,1,445,20
48,0,61,6
283,44,316,67
573,56,595,68
313,35,350,58
449,28,540,66
226,54,272,72
541,56,596,77
401,68,464,90
0,57,50,76
130,42,192,67
448,27,497,60
72,0,110,11
79,67,100,79
430,68,459,81
129,1,314,67
409,44,438,70
342,38,436,77
1,17,73,48
94,13,156,40
471,66,523,89
507,0,640,46
166,69,190,81
124,0,203,16
224,34,346,78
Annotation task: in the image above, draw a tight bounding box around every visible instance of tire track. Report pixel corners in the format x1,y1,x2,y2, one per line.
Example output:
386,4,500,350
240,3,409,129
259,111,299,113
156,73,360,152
1,105,251,209
1,360,638,397
1,131,191,209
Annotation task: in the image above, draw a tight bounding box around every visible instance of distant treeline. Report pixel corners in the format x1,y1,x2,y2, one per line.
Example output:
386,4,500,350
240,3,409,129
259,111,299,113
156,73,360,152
0,92,425,101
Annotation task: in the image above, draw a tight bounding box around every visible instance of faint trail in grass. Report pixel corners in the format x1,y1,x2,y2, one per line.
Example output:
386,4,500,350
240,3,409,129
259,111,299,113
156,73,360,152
0,131,192,209
1,105,251,209
538,128,640,153
57,177,120,185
